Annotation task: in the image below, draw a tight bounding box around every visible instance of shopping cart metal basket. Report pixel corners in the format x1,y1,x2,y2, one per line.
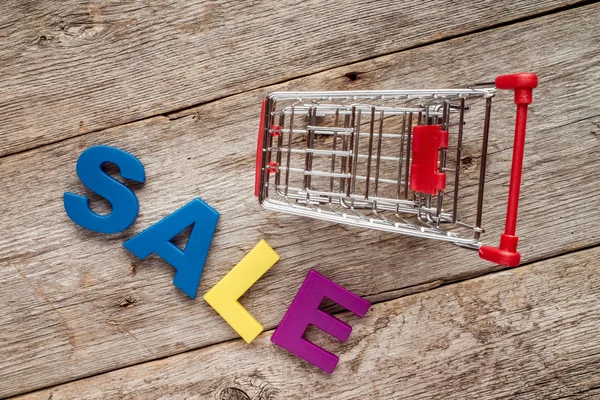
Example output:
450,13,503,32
255,73,538,267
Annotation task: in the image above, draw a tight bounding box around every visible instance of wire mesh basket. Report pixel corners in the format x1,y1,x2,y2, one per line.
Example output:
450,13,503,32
255,73,538,266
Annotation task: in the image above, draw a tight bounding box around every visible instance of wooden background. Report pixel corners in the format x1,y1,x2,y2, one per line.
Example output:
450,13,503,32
0,1,598,399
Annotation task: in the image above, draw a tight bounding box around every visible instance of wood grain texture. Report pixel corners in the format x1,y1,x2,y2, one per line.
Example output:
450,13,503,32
14,247,600,400
0,0,582,157
1,3,599,398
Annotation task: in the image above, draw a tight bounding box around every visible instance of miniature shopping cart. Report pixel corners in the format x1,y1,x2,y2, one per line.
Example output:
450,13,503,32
255,73,538,267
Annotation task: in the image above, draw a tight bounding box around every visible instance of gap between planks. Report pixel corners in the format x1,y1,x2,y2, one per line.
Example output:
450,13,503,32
166,0,596,122
9,243,598,400
13,245,600,400
0,0,593,162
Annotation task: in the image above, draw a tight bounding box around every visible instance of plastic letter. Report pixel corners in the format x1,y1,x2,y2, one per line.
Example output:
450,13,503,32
64,145,145,233
271,269,370,373
123,198,219,299
204,240,279,343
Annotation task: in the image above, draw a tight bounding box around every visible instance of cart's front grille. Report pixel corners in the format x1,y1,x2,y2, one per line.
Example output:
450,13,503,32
257,89,496,249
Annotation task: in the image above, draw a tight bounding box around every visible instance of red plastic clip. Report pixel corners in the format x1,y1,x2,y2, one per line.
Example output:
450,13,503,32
409,125,448,195
267,162,278,173
479,73,538,267
270,125,282,137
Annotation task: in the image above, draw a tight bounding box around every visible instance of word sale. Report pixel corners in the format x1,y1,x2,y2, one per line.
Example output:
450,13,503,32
63,145,371,373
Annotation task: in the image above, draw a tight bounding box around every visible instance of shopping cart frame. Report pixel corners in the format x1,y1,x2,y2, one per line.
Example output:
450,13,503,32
255,73,538,266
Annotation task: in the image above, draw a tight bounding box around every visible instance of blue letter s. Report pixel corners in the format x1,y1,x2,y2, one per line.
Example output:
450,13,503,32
64,145,145,233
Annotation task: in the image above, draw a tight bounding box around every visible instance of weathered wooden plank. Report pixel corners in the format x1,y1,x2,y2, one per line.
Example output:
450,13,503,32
14,247,600,400
1,4,599,398
0,0,583,157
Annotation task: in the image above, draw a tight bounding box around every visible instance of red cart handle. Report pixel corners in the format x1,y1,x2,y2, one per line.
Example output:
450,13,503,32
479,73,538,267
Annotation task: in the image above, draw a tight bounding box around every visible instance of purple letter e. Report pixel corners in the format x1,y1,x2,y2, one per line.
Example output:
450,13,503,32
271,269,370,373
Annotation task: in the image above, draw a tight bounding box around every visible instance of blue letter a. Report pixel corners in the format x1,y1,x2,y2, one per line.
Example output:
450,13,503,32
123,198,219,299
64,145,145,234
